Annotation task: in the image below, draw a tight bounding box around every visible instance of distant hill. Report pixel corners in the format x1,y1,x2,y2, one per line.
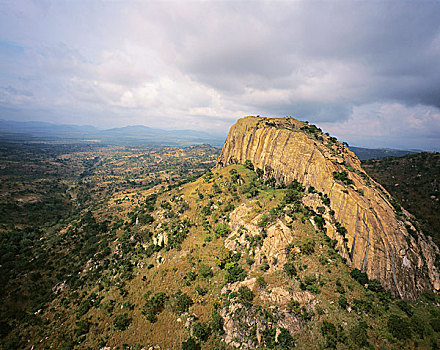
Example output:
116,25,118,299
0,120,224,147
0,120,98,137
363,152,440,246
349,146,419,160
99,125,223,146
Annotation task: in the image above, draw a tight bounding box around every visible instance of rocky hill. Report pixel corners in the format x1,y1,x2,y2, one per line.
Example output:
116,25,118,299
218,116,439,299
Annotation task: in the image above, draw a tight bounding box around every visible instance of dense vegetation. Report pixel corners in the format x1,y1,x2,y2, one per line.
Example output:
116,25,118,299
363,152,440,246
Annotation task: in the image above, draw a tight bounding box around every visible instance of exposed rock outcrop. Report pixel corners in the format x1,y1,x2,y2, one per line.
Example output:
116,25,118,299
218,116,439,299
225,203,293,273
220,279,306,348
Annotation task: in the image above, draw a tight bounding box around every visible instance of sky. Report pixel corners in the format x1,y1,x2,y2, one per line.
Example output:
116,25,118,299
0,0,440,150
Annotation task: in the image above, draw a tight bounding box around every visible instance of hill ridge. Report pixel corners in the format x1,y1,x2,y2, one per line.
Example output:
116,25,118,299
217,116,439,299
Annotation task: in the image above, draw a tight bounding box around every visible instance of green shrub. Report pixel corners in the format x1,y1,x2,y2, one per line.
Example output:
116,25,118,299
277,328,295,348
76,292,102,316
102,299,116,315
143,292,168,323
204,170,213,182
214,223,230,237
144,244,156,258
283,262,297,277
421,290,440,303
225,263,246,283
411,314,426,339
335,222,348,237
300,275,320,294
75,319,91,336
172,293,193,314
230,171,242,184
160,201,171,210
335,279,345,294
396,299,413,317
210,307,224,335
367,279,386,293
320,321,338,349
430,317,440,332
287,300,301,314
181,337,201,350
244,160,254,171
352,298,373,313
284,188,303,205
113,313,131,331
261,328,277,348
195,286,208,296
139,213,154,224
238,286,254,304
1,335,21,350
333,171,354,186
145,193,157,211
338,295,348,309
349,321,369,348
336,284,345,294
259,262,270,272
246,257,255,266
322,194,331,206
350,269,368,285
199,264,213,278
212,182,222,194
248,233,265,248
192,322,210,341
306,284,320,294
257,276,267,289
258,214,271,227
302,240,315,255
185,271,197,284
265,177,276,187
319,255,328,265
314,215,326,231
388,314,411,340
316,206,325,214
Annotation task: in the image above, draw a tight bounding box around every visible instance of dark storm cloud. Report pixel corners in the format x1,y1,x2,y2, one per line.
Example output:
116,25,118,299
0,0,439,149
173,1,440,115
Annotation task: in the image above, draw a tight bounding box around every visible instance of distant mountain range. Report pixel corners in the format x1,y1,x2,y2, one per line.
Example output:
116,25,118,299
0,119,423,158
349,146,420,160
0,120,225,147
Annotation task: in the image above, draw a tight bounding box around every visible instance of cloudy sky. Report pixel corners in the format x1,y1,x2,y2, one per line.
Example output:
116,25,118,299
1,0,440,150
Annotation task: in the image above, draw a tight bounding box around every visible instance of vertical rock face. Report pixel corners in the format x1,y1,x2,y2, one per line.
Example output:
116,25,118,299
218,116,439,299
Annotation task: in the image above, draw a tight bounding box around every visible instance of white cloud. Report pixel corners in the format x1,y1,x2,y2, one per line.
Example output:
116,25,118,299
0,0,439,149
320,103,440,151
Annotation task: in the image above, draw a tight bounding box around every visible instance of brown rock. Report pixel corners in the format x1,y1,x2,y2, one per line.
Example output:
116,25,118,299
218,116,439,299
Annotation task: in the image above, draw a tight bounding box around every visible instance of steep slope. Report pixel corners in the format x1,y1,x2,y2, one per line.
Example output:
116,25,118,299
217,116,439,299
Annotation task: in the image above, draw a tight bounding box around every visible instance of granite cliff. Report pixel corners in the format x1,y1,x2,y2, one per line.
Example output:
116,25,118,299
218,116,440,299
